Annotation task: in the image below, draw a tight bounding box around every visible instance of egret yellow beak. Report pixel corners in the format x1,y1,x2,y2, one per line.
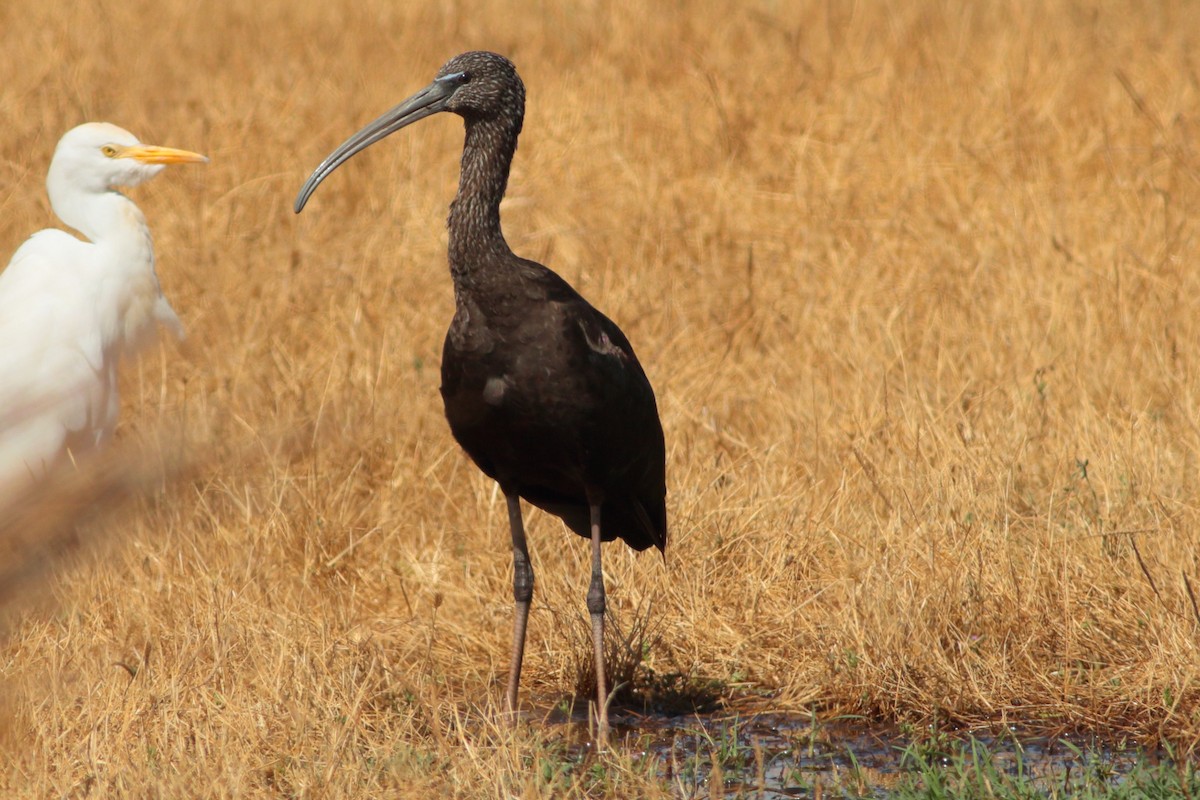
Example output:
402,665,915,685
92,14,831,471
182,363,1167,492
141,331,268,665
118,144,209,165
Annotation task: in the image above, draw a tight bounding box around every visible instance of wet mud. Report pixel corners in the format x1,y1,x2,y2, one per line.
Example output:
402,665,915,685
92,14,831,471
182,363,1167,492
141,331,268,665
538,702,1163,798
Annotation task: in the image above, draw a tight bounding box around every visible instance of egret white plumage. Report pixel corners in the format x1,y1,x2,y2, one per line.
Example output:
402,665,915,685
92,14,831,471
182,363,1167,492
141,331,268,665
0,122,207,501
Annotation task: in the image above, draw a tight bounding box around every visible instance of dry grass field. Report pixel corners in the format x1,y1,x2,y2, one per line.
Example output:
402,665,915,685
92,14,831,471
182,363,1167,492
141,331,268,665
2,0,1199,795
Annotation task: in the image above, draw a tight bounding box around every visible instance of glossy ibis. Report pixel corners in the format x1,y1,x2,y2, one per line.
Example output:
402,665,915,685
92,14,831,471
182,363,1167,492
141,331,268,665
295,51,666,742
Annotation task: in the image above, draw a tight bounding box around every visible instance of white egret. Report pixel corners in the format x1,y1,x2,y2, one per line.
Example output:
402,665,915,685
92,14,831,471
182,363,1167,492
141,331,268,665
0,122,207,501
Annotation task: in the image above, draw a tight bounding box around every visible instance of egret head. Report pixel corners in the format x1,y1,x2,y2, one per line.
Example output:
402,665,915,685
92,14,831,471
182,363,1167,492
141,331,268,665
295,51,525,213
49,123,208,196
44,123,207,243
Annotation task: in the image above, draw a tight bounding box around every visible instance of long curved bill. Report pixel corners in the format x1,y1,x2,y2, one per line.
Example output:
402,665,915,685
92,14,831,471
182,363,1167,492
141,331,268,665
294,77,457,214
120,144,209,165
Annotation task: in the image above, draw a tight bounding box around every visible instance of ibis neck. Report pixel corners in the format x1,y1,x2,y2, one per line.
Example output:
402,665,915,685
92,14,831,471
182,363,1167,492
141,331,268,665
447,114,521,278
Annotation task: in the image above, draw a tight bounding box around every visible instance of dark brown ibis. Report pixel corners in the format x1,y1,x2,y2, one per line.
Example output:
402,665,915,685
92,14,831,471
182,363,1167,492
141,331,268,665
294,51,667,741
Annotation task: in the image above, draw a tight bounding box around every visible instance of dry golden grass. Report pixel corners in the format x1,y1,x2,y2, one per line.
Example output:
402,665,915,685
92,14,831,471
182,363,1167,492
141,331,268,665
2,0,1200,795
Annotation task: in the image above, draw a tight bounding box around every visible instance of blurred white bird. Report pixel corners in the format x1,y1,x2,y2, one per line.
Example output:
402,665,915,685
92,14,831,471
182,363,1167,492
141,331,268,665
0,122,207,500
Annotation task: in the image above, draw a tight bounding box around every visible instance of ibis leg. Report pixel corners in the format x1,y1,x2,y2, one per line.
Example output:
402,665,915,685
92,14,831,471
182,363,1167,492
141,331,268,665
586,501,609,744
505,493,533,719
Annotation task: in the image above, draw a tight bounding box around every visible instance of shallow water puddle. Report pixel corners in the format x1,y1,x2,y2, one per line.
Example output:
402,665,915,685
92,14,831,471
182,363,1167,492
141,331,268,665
538,704,1161,798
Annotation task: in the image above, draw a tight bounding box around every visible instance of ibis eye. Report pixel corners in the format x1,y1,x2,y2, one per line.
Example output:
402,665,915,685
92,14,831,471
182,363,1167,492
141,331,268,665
438,71,471,88
100,145,119,158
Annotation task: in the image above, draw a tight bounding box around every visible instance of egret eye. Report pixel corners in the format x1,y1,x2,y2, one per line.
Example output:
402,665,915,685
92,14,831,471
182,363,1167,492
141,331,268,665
100,145,119,158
